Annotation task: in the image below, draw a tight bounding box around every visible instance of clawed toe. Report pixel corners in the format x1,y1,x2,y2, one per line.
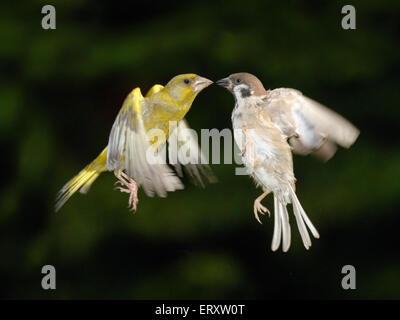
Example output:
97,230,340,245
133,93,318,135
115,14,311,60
253,201,271,224
127,191,138,212
259,204,270,216
115,186,129,193
114,172,139,212
128,195,138,212
252,191,271,224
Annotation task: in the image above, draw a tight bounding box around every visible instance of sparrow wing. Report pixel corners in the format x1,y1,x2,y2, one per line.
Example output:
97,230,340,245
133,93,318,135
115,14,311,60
168,119,217,187
265,88,359,160
107,87,183,197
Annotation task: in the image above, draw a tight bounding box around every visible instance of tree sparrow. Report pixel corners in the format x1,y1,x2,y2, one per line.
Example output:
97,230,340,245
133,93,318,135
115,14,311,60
217,73,359,252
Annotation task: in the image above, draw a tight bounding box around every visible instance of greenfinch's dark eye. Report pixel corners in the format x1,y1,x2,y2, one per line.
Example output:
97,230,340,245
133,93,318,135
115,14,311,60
236,78,241,84
184,79,190,84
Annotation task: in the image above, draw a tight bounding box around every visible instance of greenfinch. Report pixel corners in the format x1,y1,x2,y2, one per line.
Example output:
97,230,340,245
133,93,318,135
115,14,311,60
56,74,214,212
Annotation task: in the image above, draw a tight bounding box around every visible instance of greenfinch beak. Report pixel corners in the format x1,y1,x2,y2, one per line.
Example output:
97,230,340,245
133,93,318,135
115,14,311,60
193,76,213,93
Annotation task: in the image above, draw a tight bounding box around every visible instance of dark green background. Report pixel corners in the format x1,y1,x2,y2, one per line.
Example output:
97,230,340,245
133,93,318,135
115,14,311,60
1,0,399,299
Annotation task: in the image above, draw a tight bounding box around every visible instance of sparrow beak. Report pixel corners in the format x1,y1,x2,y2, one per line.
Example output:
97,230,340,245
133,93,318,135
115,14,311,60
193,76,213,93
216,77,232,90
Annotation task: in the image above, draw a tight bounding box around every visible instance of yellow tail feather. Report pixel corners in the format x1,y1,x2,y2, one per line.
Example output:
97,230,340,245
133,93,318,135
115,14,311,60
55,147,108,212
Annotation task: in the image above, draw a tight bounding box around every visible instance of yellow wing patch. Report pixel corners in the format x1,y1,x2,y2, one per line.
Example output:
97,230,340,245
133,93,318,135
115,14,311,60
145,84,164,97
106,87,144,171
107,86,183,197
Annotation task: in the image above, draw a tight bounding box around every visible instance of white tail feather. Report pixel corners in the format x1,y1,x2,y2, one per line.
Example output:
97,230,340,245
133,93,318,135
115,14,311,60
270,187,319,252
288,185,320,249
271,196,282,251
279,201,291,252
272,195,291,252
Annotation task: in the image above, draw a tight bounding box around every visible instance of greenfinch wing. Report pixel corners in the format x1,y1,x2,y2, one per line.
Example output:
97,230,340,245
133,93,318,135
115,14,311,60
169,119,217,187
107,88,183,197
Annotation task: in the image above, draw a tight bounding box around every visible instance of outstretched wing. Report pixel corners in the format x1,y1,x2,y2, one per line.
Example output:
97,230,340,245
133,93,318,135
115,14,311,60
265,88,360,161
107,87,183,197
145,84,164,97
168,119,217,187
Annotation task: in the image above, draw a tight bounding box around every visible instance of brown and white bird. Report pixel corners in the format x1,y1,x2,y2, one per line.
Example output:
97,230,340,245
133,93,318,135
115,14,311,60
217,73,359,252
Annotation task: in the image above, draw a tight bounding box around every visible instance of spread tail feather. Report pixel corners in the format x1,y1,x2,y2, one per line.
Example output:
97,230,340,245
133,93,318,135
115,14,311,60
271,187,319,252
55,147,108,212
271,196,291,252
288,185,320,250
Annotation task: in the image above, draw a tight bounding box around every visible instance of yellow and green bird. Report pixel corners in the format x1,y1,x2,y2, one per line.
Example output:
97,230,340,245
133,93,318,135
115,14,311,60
56,74,215,212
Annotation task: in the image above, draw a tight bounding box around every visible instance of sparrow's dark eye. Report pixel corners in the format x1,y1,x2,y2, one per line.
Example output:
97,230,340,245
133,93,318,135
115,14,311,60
184,78,190,84
236,78,242,84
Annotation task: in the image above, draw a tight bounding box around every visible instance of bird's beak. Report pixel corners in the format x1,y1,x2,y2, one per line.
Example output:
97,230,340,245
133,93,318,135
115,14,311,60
193,76,213,93
216,77,232,90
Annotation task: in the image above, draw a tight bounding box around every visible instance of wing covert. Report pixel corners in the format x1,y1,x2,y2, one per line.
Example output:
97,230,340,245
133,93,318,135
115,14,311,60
107,87,183,197
264,88,359,160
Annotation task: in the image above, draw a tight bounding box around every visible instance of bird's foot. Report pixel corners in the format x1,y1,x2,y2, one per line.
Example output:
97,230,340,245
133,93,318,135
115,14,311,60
115,172,139,212
253,199,270,224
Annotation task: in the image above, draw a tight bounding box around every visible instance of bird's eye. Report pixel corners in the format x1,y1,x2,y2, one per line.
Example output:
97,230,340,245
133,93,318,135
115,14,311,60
184,78,190,84
236,78,242,84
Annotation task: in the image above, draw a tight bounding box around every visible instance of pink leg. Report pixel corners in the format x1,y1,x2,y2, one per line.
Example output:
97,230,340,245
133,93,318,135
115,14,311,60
115,171,139,212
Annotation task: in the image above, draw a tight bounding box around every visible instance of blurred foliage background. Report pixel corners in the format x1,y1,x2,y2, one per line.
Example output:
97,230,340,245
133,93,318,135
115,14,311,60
1,0,399,299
